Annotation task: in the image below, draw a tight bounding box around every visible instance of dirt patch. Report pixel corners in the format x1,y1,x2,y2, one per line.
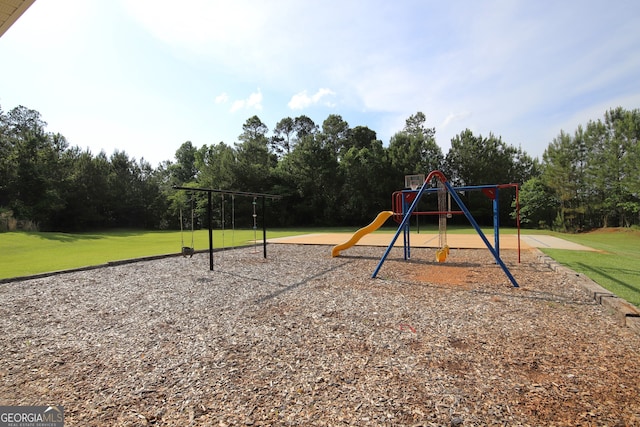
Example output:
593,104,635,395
411,264,471,288
1,245,639,426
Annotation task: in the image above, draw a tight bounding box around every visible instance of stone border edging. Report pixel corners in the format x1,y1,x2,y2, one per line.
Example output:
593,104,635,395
536,251,640,334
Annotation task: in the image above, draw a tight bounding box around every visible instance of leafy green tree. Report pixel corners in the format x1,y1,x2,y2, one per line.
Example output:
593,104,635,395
128,158,166,230
294,115,318,140
239,115,269,143
621,111,640,226
584,107,640,227
515,177,558,228
537,107,640,230
404,111,433,136
233,116,277,193
345,126,377,152
282,132,340,225
271,117,295,157
169,141,198,185
445,129,536,225
388,112,443,182
195,142,235,190
0,105,68,229
445,129,526,186
541,130,587,231
320,114,350,158
0,106,13,207
106,151,139,227
339,127,393,224
53,149,110,230
268,117,317,226
190,142,234,226
97,151,163,229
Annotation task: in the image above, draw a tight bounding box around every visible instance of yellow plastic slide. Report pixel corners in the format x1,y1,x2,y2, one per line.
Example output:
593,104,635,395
331,211,394,257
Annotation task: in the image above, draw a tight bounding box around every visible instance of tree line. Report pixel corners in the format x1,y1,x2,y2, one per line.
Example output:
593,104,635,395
520,107,640,230
1,104,638,233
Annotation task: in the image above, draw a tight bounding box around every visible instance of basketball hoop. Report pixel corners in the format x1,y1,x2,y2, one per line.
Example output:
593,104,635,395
404,174,425,191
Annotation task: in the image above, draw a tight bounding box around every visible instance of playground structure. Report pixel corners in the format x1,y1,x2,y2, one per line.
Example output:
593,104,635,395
374,170,520,287
333,171,521,287
173,185,282,271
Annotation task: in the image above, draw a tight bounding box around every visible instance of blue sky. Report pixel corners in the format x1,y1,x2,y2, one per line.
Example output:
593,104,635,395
1,0,639,167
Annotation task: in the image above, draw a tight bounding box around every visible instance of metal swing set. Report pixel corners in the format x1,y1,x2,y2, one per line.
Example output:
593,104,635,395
173,185,282,271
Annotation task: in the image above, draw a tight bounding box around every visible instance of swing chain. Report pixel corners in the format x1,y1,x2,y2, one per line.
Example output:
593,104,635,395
180,196,195,258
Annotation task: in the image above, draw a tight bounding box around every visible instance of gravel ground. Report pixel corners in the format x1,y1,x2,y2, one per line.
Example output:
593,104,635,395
1,244,639,426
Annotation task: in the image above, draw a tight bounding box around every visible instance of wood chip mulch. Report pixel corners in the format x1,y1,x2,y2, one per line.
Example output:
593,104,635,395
1,244,639,426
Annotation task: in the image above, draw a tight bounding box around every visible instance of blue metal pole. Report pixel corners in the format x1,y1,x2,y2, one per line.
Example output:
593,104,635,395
403,192,411,260
404,223,410,260
444,181,519,287
372,183,430,278
494,188,500,258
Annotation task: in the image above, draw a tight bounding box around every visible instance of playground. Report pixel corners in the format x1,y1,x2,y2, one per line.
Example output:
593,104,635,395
2,173,639,425
1,243,639,426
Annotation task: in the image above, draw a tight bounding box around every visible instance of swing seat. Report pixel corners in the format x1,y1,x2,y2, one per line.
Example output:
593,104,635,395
182,246,195,258
435,248,447,263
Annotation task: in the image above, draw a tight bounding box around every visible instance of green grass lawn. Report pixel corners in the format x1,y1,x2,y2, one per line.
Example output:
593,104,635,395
536,228,640,307
2,227,639,307
0,229,309,279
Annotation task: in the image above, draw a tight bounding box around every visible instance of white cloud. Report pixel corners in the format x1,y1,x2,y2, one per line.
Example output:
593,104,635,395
230,100,244,113
215,93,229,104
441,111,472,129
287,92,310,110
230,89,263,113
288,88,336,110
246,91,263,109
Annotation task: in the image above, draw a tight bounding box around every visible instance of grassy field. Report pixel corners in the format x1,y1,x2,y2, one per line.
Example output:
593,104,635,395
0,229,309,279
536,228,640,307
2,227,639,307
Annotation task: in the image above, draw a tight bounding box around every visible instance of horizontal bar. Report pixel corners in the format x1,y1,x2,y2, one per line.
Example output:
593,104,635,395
401,210,464,216
173,185,283,199
402,183,518,193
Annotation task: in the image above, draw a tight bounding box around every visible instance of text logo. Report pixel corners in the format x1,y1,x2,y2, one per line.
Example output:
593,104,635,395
0,406,64,427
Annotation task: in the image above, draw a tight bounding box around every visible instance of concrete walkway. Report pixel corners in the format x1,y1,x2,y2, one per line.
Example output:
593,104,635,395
268,233,597,251
520,235,597,251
